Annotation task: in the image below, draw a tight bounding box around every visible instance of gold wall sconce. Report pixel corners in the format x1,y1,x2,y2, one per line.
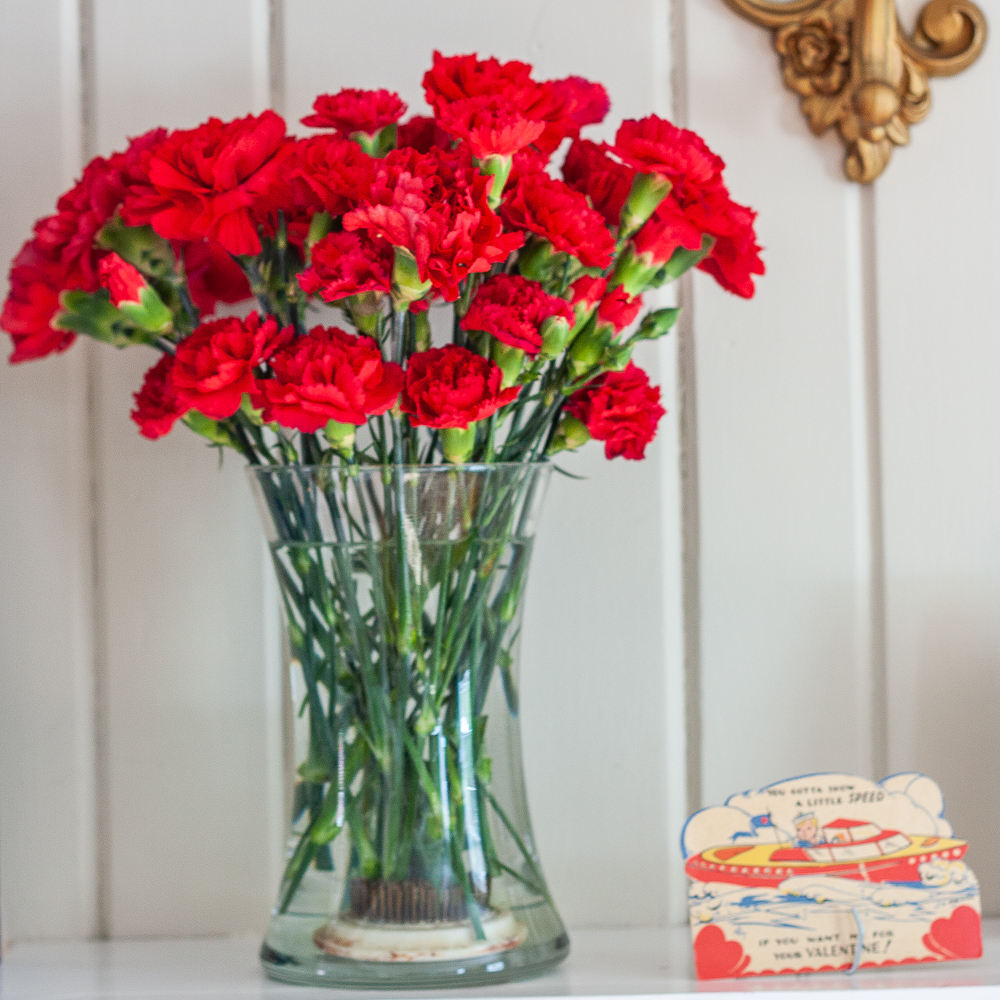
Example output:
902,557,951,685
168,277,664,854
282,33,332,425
721,0,987,182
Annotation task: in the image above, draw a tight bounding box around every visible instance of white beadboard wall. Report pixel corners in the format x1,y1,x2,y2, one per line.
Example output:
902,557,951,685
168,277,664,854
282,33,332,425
0,0,997,943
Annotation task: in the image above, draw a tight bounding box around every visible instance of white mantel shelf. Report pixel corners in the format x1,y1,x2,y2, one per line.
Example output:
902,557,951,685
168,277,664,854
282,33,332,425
2,922,999,1000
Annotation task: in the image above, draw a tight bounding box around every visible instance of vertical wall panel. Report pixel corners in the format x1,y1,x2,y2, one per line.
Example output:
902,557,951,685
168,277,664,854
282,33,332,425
92,0,275,936
685,0,878,800
875,16,1000,914
0,0,98,942
284,0,681,927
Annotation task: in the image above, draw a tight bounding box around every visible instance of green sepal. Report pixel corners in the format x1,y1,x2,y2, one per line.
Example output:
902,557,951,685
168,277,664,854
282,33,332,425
516,238,557,282
477,154,513,210
391,247,432,308
442,424,477,464
352,123,397,158
305,211,333,256
490,341,524,388
539,315,571,359
118,285,173,333
323,419,357,458
96,217,176,281
54,289,155,347
182,411,237,448
659,233,715,282
619,172,672,237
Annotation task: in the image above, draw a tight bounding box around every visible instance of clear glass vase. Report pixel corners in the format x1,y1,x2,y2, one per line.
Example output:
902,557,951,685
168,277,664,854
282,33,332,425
247,462,567,989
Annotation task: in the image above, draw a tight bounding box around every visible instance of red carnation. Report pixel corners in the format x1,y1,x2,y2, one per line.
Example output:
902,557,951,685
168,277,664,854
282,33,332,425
121,110,290,256
180,239,252,317
570,275,607,312
505,147,549,192
396,115,453,153
344,145,523,302
2,239,72,363
597,285,643,332
401,344,519,429
171,312,293,419
461,273,573,354
131,353,186,439
251,325,403,432
563,138,636,229
550,77,610,128
298,231,393,303
422,53,597,157
566,362,665,460
98,253,146,306
301,89,407,135
423,51,534,108
613,115,725,190
692,191,764,299
436,96,545,159
501,172,614,268
285,134,377,219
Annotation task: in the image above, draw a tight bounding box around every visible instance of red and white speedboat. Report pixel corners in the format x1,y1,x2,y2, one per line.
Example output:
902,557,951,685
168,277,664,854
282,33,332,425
686,818,967,888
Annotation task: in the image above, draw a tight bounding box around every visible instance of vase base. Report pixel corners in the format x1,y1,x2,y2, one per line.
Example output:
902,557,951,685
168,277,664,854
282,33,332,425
261,924,569,990
313,909,527,962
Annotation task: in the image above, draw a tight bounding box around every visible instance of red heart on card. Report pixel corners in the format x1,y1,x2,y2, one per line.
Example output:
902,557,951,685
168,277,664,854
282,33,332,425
923,905,982,960
694,924,751,979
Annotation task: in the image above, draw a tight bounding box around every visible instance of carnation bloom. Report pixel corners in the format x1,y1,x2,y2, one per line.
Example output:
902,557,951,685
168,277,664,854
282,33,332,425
251,326,404,432
569,275,607,312
396,115,453,153
121,110,290,256
562,138,636,229
632,197,705,265
613,114,726,189
131,353,186,439
691,191,764,299
436,96,545,159
565,361,665,460
597,285,643,332
344,146,523,301
422,52,604,156
180,239,252,316
501,172,614,268
301,89,407,135
171,312,293,419
461,273,573,354
400,344,520,428
284,134,377,219
98,253,146,306
298,231,393,303
1,239,72,363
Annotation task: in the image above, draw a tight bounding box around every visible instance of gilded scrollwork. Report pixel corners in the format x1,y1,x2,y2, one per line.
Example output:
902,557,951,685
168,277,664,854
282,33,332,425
719,0,987,182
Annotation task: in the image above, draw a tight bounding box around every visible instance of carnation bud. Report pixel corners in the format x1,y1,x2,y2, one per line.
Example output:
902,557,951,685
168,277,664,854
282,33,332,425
476,154,513,210
539,315,572,360
413,309,432,352
632,307,681,342
391,247,432,309
546,414,591,456
351,123,397,158
441,424,477,464
568,316,613,377
97,217,175,281
323,419,357,458
98,253,173,333
619,173,672,237
306,211,334,256
491,341,524,388
182,410,237,448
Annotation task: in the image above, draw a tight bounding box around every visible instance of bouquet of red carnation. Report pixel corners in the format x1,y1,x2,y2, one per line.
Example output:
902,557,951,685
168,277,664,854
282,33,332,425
2,52,761,989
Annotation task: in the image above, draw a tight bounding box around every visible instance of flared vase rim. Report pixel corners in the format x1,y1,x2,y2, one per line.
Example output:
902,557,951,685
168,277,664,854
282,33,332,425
246,460,551,479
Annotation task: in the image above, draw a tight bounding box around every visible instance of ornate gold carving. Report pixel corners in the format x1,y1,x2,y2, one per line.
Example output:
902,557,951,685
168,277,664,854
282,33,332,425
720,0,987,182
